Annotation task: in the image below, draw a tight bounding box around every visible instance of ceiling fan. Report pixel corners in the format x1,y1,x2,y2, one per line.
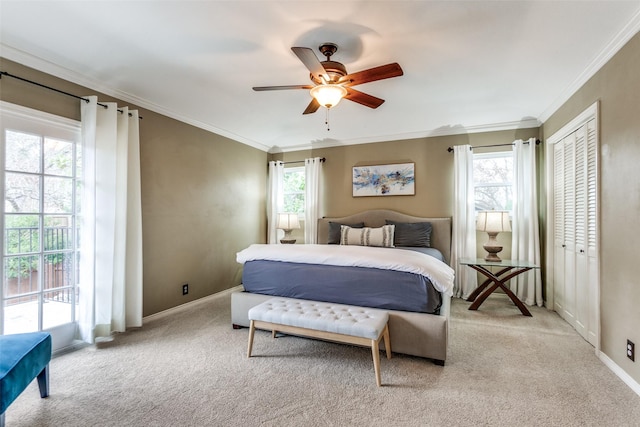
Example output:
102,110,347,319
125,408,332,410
253,43,403,115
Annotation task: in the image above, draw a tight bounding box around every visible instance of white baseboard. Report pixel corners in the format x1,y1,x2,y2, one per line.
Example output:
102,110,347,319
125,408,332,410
143,285,243,324
599,351,640,397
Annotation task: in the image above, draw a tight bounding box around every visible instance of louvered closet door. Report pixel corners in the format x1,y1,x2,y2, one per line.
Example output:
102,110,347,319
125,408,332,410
562,132,577,328
574,125,588,339
552,119,598,346
553,141,566,316
585,119,598,346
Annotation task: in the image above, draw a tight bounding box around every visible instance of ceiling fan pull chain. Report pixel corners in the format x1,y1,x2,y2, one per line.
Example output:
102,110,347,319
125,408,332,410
325,108,330,131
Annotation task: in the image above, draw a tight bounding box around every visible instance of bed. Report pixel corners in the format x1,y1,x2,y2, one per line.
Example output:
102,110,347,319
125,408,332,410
231,209,453,365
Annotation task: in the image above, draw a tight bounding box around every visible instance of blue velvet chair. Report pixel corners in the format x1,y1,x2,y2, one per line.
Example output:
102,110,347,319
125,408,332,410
0,332,52,427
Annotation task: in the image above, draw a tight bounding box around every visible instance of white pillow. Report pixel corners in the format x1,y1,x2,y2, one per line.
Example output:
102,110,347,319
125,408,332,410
340,225,395,247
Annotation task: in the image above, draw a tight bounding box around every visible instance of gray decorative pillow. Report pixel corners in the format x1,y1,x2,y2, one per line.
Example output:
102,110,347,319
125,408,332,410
340,225,395,248
385,220,432,247
328,221,364,244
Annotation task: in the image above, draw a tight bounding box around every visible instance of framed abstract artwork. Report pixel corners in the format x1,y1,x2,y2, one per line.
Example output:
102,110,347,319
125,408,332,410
352,162,415,197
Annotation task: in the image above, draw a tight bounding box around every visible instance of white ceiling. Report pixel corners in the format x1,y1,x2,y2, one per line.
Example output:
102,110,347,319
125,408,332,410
2,1,640,153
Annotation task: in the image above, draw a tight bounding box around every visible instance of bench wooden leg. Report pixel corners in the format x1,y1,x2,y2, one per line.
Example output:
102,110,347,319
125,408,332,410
371,339,382,387
383,324,391,360
247,320,256,357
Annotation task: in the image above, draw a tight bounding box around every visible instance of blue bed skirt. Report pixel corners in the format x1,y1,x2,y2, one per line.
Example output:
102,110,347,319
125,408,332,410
241,260,442,314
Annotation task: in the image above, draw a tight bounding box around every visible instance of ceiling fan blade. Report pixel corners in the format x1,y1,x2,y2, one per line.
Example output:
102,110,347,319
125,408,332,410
302,98,320,115
253,85,313,91
291,47,329,82
344,88,385,109
340,63,403,87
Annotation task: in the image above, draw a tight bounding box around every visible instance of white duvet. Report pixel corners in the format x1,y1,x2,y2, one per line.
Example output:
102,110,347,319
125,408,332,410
236,244,455,297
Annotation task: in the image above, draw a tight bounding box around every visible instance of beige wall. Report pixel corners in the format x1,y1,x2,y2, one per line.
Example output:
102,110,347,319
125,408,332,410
273,128,538,220
275,128,540,286
0,58,267,317
542,32,640,383
139,115,266,315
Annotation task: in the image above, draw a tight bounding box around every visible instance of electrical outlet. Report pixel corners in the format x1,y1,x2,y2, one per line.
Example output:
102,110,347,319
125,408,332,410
182,284,189,295
628,340,635,362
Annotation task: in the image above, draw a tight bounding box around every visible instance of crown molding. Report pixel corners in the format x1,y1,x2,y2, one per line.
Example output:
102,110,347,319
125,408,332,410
7,7,636,156
273,118,541,153
538,10,640,123
0,44,541,154
1,44,271,152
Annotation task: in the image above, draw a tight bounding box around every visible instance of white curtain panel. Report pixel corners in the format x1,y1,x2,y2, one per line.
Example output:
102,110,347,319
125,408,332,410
266,161,284,244
304,157,323,244
452,145,478,298
511,138,543,306
78,96,143,343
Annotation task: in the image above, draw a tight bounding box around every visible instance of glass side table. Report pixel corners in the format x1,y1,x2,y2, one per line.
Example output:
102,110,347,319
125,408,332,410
459,258,540,317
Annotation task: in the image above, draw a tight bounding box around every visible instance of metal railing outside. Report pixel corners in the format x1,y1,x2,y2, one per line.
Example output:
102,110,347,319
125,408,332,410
4,226,76,306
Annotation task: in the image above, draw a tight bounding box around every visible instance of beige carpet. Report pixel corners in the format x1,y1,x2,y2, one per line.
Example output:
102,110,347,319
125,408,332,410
5,292,640,426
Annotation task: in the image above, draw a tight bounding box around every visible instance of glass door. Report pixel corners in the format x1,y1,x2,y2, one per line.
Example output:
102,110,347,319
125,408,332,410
1,103,81,352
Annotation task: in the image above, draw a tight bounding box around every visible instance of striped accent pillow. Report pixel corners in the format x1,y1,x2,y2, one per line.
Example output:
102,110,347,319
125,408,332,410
340,225,395,247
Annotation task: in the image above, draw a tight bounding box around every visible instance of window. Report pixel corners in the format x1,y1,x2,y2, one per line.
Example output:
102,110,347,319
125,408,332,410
473,152,513,212
283,167,305,216
1,102,81,337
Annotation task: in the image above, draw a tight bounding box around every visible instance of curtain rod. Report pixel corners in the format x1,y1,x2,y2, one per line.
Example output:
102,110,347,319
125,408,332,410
447,139,540,152
274,157,326,165
0,70,143,119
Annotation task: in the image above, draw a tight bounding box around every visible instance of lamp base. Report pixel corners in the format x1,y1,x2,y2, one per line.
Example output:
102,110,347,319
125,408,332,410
483,246,503,262
483,232,503,262
280,229,296,244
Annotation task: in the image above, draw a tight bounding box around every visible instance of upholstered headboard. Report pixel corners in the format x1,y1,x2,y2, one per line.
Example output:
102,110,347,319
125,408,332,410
317,209,452,265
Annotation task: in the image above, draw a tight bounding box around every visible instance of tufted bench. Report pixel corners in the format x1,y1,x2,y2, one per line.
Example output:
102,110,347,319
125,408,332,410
1,332,51,427
247,297,391,386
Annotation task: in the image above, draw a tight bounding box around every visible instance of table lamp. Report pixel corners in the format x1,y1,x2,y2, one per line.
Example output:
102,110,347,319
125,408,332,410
476,210,511,262
277,213,300,244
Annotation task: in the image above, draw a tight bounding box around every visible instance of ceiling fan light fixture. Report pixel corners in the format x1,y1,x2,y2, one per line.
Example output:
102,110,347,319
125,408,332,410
310,84,347,109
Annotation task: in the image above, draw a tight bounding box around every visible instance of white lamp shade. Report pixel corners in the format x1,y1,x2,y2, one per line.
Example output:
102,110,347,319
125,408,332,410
310,84,347,108
277,213,300,230
476,211,511,233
